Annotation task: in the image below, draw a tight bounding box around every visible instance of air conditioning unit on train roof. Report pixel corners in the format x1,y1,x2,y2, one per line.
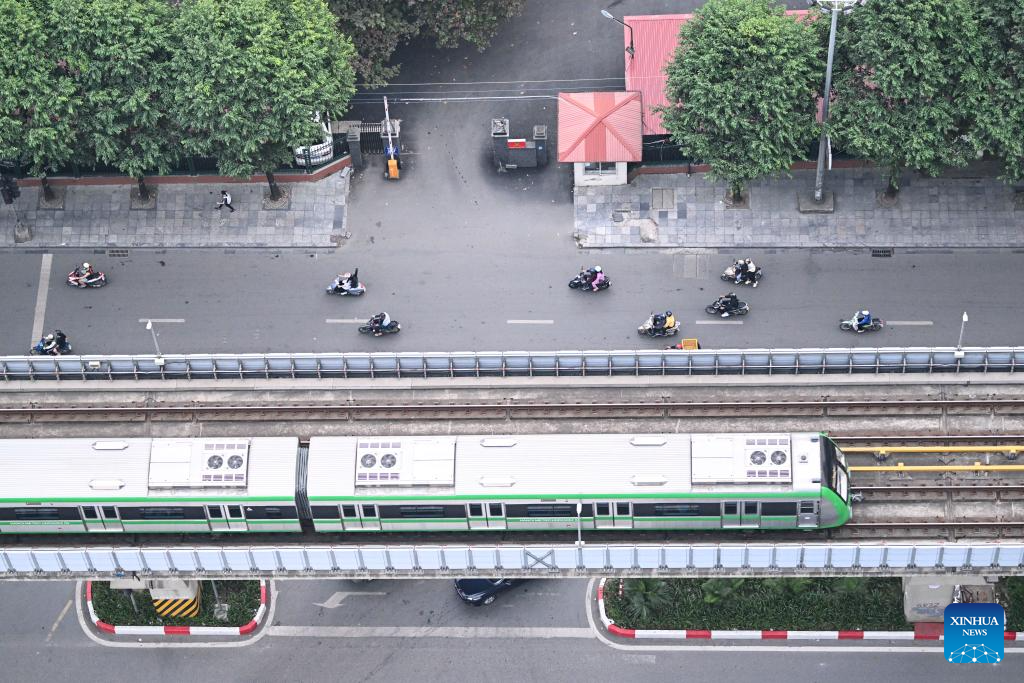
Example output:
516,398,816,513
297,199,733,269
355,437,455,487
690,434,792,485
148,439,250,488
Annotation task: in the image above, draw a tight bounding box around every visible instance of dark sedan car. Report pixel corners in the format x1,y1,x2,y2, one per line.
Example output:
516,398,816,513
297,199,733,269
454,578,528,606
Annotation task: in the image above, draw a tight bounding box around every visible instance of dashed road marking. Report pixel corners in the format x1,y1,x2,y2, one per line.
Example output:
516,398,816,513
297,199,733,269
325,318,365,324
885,321,934,326
137,318,186,324
507,319,554,325
46,599,73,643
695,320,744,325
31,253,53,343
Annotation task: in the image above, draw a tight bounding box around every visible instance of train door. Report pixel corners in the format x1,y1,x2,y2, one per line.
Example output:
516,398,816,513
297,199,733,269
722,501,759,528
360,504,381,531
613,502,633,529
340,504,359,530
207,505,230,532
487,503,506,530
594,502,614,529
741,501,761,528
81,506,105,532
226,505,247,531
100,505,123,531
468,503,487,530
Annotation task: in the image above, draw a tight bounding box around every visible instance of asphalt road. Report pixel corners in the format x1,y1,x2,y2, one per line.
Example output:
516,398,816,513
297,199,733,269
0,579,1019,683
1,249,1021,355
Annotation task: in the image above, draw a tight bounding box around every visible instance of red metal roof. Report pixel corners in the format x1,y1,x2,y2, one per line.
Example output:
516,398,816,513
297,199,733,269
622,11,811,135
557,91,642,163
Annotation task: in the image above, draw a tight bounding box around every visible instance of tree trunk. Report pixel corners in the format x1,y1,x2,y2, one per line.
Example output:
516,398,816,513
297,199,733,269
266,171,281,201
137,176,150,201
885,166,901,197
729,182,744,204
40,176,55,202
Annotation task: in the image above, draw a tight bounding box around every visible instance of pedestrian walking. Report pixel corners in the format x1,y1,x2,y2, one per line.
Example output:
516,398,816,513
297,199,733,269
215,190,234,212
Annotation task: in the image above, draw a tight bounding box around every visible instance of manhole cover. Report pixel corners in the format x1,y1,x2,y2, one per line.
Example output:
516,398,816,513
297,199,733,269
871,248,893,257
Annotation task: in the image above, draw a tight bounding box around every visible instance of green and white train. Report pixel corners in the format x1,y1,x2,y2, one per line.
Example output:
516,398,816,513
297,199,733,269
0,432,851,535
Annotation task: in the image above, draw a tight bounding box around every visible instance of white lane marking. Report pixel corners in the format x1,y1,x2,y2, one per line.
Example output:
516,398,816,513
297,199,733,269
136,318,186,324
325,318,365,324
885,321,934,326
74,579,276,649
695,320,744,325
46,599,73,643
507,319,555,325
269,626,593,639
314,591,388,609
31,253,53,343
583,578,1024,654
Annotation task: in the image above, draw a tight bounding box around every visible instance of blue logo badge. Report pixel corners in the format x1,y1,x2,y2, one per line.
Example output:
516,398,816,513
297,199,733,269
944,603,1004,663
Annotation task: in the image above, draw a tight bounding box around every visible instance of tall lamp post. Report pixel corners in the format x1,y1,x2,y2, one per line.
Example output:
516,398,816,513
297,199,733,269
954,311,969,359
600,9,635,59
144,319,165,367
802,0,866,212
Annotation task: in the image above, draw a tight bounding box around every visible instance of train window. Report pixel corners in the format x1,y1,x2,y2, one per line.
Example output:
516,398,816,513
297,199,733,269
245,506,297,519
81,507,98,520
468,504,483,517
101,506,118,519
743,502,758,515
13,507,61,520
137,507,185,520
799,501,817,514
655,504,700,517
723,503,738,515
615,502,631,516
312,505,340,520
506,504,576,518
595,503,610,516
761,502,797,516
226,506,243,519
361,505,377,518
379,505,466,519
341,505,357,518
207,506,224,519
488,503,503,517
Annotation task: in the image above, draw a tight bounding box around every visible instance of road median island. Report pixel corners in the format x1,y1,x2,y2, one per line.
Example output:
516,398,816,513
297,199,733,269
87,579,266,636
597,577,1024,640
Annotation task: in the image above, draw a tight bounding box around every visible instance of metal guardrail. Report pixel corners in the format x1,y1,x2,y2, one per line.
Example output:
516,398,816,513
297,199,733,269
2,542,1022,579
0,347,1021,381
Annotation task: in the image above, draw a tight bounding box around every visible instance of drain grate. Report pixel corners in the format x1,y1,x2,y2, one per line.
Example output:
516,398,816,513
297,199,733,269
106,249,130,258
871,248,893,257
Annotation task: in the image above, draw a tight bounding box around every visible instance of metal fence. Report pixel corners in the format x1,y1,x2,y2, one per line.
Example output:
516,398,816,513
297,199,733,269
0,347,1022,382
3,542,1022,580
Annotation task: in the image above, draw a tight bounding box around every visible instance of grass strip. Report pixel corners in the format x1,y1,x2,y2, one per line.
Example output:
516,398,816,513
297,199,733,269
1001,577,1024,632
604,577,911,631
91,580,260,627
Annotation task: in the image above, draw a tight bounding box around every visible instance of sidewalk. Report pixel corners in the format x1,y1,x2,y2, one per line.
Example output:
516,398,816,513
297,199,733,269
574,166,1024,249
0,169,350,249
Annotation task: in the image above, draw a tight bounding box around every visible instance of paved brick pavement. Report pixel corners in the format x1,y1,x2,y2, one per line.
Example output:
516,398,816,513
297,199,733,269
0,169,350,249
574,167,1024,248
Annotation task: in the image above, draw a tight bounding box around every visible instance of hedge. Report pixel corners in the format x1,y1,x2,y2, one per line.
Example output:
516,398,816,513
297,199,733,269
91,580,260,627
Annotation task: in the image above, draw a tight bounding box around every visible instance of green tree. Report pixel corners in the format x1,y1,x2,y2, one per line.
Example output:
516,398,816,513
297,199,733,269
622,579,672,623
0,0,88,199
659,0,822,203
77,0,177,200
974,1,1024,183
169,0,356,200
829,0,987,195
329,0,524,86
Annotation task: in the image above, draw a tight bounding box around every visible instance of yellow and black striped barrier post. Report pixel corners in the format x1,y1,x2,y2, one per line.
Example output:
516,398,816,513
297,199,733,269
153,584,201,618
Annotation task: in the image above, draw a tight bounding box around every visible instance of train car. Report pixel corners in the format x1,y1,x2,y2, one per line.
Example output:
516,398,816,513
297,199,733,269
0,437,300,534
305,432,851,533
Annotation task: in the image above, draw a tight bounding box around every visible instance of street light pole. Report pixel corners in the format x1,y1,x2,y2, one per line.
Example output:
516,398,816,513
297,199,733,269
955,311,969,358
802,1,865,211
576,502,584,547
600,9,635,59
145,319,165,366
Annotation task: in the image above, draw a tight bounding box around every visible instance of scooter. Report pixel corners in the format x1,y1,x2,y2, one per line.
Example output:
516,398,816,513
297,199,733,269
720,263,762,286
326,277,366,296
67,268,107,288
31,333,72,356
839,314,885,332
568,272,611,292
358,316,401,336
705,299,750,317
637,314,680,337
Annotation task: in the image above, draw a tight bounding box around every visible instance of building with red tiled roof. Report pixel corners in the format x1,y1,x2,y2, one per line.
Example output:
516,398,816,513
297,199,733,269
557,91,642,186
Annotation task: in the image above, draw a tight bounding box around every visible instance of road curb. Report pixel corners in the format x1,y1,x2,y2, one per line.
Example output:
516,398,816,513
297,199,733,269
86,580,267,637
596,579,1022,642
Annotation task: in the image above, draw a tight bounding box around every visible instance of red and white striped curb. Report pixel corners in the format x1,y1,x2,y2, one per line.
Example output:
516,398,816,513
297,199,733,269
596,579,1023,642
86,580,267,636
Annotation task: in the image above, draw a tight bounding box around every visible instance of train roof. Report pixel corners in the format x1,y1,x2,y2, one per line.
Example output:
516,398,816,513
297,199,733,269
306,433,826,499
0,438,298,502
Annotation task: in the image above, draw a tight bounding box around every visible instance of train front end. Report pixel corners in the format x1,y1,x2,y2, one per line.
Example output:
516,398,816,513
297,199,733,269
818,435,852,527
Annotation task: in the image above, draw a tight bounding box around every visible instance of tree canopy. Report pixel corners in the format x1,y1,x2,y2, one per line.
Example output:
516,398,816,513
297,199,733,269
974,0,1024,183
660,0,823,199
828,0,987,190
